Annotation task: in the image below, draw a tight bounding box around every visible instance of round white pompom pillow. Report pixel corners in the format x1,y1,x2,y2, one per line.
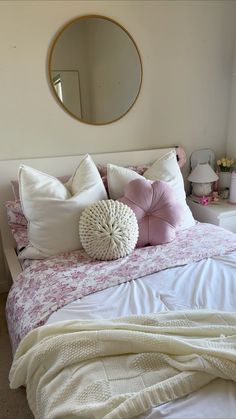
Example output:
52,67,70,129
79,200,139,261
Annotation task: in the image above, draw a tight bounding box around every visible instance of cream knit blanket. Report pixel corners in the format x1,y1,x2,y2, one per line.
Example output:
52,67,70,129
9,310,236,419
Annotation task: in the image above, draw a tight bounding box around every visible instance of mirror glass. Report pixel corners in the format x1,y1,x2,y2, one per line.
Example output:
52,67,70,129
48,15,142,125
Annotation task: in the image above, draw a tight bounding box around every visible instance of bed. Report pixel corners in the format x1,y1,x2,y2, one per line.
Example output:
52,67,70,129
2,147,236,419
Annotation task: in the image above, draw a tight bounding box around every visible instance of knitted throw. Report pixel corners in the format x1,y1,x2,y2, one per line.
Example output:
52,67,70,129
79,199,138,260
10,310,236,419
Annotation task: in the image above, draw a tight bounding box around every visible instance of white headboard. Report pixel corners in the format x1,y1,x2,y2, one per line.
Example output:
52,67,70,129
0,147,173,290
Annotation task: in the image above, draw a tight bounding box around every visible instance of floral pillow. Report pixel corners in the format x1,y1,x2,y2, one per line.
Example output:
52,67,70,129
5,200,28,253
5,200,27,226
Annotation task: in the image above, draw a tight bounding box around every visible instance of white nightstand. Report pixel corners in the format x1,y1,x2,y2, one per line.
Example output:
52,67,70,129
187,197,236,233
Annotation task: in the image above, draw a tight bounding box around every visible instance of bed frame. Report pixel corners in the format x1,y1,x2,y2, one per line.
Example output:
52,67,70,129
0,147,174,292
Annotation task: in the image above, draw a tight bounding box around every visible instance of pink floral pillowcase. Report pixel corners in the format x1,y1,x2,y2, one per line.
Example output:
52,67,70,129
5,200,29,252
5,200,27,226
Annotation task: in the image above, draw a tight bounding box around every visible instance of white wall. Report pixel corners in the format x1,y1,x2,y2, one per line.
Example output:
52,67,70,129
226,39,236,157
1,0,236,163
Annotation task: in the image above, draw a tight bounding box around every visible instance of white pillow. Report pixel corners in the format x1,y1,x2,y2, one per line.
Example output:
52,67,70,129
107,165,143,200
19,154,108,259
107,149,195,230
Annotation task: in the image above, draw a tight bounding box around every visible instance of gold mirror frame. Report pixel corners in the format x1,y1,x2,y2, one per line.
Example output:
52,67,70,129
48,15,143,125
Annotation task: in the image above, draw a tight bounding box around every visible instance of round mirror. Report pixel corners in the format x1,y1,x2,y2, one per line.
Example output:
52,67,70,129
48,15,143,125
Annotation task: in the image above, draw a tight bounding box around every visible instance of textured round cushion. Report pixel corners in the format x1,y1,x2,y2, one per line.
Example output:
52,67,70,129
79,200,139,261
119,178,182,247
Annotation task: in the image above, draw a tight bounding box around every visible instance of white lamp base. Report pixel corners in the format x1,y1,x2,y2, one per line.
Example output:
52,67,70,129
192,182,212,197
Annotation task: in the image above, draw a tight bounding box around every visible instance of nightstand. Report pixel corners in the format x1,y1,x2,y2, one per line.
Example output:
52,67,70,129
187,197,236,233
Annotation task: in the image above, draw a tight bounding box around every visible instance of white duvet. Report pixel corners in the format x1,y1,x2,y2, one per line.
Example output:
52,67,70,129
46,251,236,418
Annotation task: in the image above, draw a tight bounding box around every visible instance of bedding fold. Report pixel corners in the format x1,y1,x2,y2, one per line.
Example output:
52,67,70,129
9,310,236,419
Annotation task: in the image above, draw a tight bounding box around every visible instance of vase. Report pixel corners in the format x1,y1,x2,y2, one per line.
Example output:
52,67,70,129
219,171,231,191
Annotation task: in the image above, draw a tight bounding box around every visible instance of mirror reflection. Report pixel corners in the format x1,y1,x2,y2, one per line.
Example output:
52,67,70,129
49,15,142,125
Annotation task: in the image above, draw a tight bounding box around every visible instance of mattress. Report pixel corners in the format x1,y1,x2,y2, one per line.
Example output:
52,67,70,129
46,251,236,418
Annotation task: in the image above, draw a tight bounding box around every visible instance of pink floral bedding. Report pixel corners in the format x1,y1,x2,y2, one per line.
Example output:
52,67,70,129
6,223,236,353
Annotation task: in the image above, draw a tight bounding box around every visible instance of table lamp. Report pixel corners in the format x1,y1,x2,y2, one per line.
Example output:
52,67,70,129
188,163,218,196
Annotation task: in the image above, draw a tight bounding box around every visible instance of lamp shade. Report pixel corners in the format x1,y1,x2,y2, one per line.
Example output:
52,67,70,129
188,163,218,183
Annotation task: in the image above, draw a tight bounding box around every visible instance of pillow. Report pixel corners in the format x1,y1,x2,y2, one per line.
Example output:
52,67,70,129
5,200,27,226
97,164,149,193
12,163,145,200
107,149,195,230
11,175,71,201
107,165,144,200
10,149,185,200
79,200,138,260
19,154,108,259
8,223,29,253
119,178,182,247
97,148,184,190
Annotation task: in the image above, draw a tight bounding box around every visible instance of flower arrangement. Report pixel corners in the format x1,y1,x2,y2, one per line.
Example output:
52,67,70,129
217,157,234,172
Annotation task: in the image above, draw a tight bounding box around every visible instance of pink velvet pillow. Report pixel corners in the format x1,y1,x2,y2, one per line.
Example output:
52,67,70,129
119,178,182,247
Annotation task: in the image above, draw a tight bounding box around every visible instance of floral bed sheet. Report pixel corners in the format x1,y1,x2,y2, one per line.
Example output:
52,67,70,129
6,223,236,353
